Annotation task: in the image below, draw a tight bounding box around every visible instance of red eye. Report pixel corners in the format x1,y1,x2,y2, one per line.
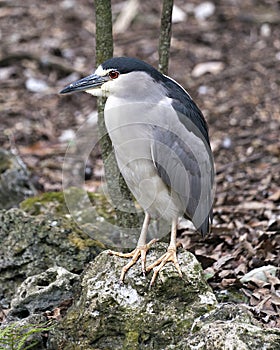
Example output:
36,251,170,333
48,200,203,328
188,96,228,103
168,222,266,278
109,70,119,79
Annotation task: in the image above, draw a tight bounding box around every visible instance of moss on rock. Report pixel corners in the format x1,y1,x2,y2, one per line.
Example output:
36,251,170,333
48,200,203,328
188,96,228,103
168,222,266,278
48,243,217,349
0,207,104,305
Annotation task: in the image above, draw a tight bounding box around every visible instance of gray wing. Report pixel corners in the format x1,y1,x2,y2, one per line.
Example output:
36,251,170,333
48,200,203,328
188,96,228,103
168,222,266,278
152,82,214,235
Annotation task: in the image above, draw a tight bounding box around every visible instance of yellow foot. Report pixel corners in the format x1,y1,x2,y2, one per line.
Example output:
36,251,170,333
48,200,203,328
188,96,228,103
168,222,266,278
146,245,183,287
107,239,157,282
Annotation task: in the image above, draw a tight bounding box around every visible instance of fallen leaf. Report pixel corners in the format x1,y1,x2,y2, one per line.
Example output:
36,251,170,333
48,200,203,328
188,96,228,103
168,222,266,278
240,265,277,283
191,61,225,77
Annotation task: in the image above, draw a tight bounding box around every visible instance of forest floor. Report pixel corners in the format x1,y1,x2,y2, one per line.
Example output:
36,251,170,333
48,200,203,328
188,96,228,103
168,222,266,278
0,0,279,327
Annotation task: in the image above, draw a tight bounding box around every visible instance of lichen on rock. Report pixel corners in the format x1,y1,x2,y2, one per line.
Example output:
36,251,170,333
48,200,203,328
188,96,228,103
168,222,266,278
187,304,280,350
48,243,217,349
0,207,103,305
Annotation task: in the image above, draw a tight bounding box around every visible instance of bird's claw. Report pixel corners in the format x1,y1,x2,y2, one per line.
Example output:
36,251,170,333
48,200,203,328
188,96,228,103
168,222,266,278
146,246,182,287
108,238,158,283
108,240,182,286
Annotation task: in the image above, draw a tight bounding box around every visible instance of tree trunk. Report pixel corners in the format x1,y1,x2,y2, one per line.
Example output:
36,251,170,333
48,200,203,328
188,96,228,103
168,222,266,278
94,0,141,232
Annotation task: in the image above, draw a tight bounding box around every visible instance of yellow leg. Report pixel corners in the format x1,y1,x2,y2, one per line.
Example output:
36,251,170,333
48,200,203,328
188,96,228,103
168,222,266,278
146,218,182,287
108,213,157,282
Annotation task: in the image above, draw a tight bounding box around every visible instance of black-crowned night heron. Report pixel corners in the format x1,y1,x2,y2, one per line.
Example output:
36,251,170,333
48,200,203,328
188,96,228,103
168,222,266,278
61,57,214,285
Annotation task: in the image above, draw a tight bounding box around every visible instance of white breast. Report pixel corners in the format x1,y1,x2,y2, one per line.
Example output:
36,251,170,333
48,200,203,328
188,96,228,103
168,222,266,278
104,96,181,220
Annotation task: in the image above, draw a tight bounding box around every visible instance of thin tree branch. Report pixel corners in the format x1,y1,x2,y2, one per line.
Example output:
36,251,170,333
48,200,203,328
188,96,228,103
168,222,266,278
158,0,173,75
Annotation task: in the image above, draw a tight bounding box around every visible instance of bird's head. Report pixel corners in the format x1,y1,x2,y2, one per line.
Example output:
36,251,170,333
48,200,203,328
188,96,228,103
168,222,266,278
60,57,165,98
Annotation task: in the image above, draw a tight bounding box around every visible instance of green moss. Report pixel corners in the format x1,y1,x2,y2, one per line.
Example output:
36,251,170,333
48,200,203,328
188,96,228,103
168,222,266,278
68,231,105,250
20,188,121,249
124,330,139,349
20,188,117,225
20,191,66,216
88,192,116,221
215,287,248,304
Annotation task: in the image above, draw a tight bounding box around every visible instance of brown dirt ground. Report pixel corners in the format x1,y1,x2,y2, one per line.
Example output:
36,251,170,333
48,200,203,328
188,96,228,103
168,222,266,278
0,0,279,327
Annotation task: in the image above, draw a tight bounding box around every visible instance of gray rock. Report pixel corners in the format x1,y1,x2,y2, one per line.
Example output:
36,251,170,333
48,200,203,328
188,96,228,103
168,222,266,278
47,244,280,349
0,148,36,209
9,267,79,318
187,304,280,350
0,208,103,306
48,243,217,349
2,238,279,350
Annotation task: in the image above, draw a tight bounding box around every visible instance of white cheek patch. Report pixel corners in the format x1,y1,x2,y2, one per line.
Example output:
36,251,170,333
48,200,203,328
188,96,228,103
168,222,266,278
86,65,115,97
85,81,112,97
101,81,114,95
85,88,104,97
